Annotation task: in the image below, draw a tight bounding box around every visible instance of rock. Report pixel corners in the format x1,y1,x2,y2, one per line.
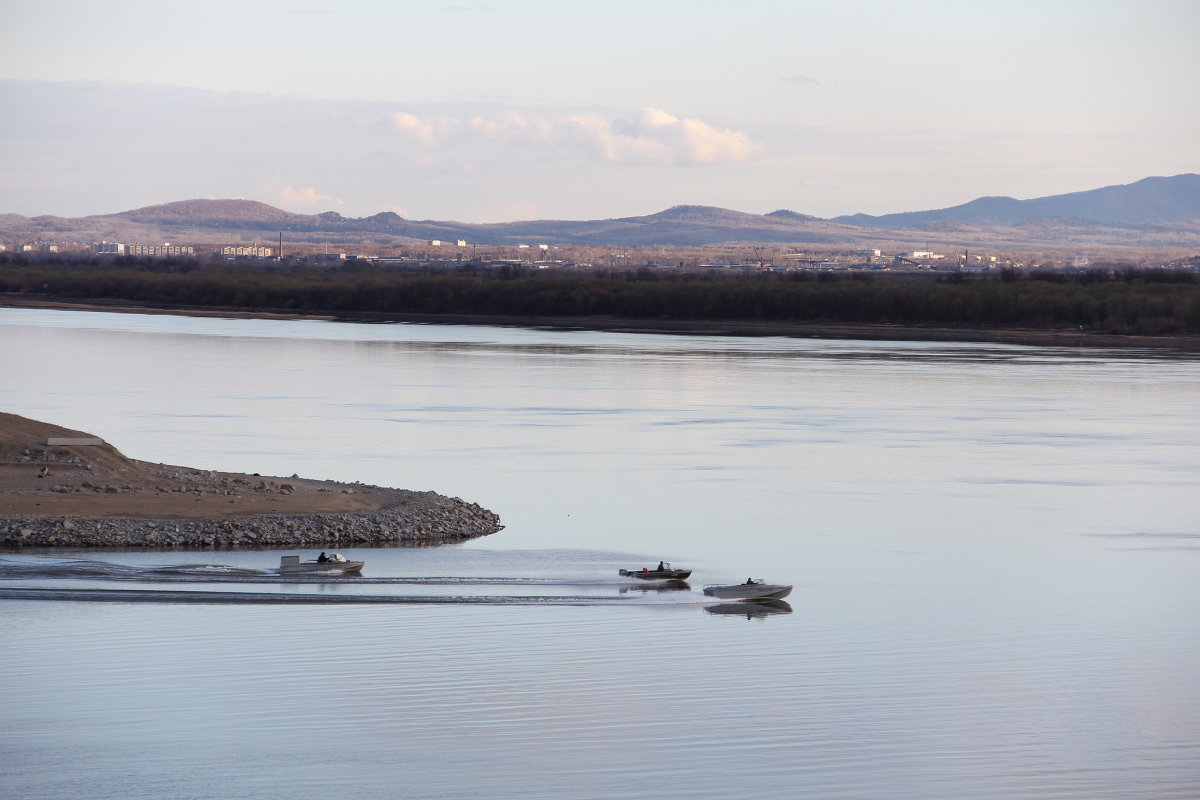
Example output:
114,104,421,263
1,414,503,549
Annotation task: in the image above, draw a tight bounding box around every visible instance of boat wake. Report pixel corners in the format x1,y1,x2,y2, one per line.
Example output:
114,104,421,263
0,558,791,612
0,558,595,585
0,586,636,605
0,558,268,580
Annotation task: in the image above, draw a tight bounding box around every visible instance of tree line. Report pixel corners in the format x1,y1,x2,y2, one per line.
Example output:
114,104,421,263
1,257,1197,335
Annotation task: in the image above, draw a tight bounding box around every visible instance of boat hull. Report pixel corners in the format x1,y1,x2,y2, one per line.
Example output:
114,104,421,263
703,583,792,601
279,562,364,574
278,555,363,574
619,568,692,581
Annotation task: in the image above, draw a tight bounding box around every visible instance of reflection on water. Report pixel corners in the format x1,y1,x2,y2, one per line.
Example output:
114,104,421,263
704,599,793,618
619,581,692,594
2,308,1199,800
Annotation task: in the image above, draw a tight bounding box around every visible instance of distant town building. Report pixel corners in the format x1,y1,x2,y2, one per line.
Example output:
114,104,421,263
784,257,843,269
92,242,126,254
128,244,195,257
456,240,467,247
220,245,273,258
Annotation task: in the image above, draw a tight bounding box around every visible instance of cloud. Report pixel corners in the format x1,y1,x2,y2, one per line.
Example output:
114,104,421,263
782,73,822,87
391,107,764,165
279,184,344,208
391,112,448,146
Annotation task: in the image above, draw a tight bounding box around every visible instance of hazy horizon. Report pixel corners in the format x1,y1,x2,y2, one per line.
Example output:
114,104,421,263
2,1,1197,223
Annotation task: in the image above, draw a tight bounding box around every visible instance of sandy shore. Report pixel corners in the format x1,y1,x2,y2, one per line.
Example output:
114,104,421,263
4,293,1198,350
0,413,503,548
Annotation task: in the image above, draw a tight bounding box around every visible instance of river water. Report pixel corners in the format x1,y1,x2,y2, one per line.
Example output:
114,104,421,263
1,307,1197,799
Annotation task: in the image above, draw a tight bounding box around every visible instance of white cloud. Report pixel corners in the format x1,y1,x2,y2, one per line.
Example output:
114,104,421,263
390,112,448,146
391,107,763,165
641,108,762,163
468,111,540,139
279,184,344,209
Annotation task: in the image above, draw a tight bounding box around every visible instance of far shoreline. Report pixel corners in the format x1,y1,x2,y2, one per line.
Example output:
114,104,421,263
4,292,1199,351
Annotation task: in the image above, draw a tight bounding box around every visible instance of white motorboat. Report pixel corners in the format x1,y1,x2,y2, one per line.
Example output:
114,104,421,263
703,579,791,601
278,554,364,574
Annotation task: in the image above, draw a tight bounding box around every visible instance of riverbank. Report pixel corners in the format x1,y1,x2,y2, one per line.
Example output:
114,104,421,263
0,413,503,548
4,292,1199,350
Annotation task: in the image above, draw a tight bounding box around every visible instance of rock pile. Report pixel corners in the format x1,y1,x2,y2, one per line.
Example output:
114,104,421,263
1,412,504,549
1,489,503,548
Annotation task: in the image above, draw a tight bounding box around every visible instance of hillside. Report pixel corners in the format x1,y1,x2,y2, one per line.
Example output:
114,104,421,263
2,199,882,249
833,174,1200,229
2,175,1199,252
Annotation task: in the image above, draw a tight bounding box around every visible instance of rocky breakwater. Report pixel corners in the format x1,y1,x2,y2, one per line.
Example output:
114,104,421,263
0,413,504,549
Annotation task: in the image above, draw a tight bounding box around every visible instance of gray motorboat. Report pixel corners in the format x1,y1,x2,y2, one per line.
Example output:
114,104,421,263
278,554,364,574
702,578,791,601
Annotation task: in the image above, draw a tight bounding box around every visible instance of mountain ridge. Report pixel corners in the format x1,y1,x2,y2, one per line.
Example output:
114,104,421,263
833,174,1200,228
3,174,1199,251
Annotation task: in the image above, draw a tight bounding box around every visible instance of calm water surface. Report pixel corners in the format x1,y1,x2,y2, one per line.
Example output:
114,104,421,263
1,308,1197,799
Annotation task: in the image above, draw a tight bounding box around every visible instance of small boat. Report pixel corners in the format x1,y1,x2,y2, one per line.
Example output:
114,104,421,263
703,579,791,601
619,562,692,581
278,554,364,574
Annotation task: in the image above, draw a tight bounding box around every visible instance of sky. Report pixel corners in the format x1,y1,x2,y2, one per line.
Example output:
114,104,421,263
1,0,1197,223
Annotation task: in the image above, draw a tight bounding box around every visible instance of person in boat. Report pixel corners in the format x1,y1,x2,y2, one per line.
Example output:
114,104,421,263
657,561,665,571
745,577,755,584
317,551,329,563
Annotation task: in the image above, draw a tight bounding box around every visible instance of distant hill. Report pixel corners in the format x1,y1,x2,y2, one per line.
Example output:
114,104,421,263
765,209,820,222
118,199,300,228
4,199,866,248
3,175,1200,252
833,174,1200,228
